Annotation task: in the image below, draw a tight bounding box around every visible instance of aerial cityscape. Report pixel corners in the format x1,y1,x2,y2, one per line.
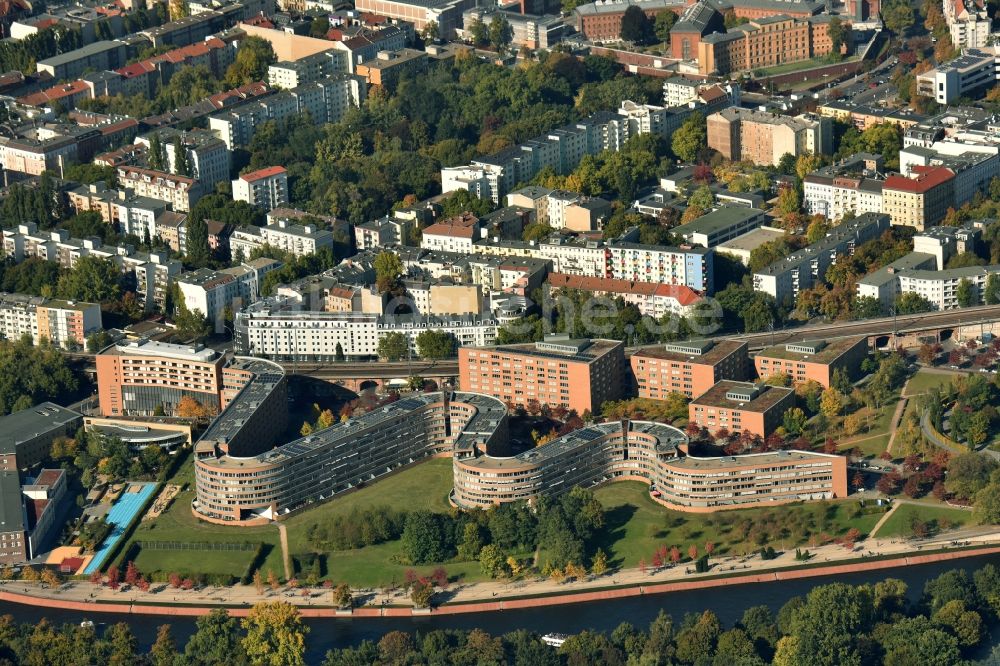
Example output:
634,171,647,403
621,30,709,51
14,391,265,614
4,0,1000,661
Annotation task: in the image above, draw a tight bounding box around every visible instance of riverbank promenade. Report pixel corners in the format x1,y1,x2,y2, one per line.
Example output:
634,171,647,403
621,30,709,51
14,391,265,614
4,527,1000,618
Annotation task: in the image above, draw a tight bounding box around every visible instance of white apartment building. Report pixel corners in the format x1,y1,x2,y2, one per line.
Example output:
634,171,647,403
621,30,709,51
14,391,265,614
232,166,288,210
230,218,334,259
234,300,497,360
442,99,710,203
209,74,366,150
113,195,168,240
176,258,282,323
803,176,884,221
0,294,102,349
897,265,1000,309
1,224,181,310
354,216,412,250
267,50,348,88
135,129,230,190
607,243,714,293
945,0,991,49
662,76,701,108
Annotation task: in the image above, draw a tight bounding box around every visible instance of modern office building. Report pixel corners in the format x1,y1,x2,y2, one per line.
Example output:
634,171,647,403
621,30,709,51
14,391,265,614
0,403,82,472
753,337,869,388
630,340,749,400
707,107,832,166
916,49,999,104
96,340,230,417
688,380,795,438
459,336,625,414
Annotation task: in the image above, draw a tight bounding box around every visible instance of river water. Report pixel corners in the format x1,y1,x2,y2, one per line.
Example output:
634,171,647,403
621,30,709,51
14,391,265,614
3,554,998,663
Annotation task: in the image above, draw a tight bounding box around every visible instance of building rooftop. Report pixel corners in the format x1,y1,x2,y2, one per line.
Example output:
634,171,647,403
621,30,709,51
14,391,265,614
690,380,793,411
0,402,81,456
240,166,287,182
0,472,23,534
109,339,220,363
673,206,763,237
667,449,839,471
465,336,623,364
547,273,703,304
632,339,747,365
37,40,122,69
716,227,786,254
755,335,866,364
884,165,955,193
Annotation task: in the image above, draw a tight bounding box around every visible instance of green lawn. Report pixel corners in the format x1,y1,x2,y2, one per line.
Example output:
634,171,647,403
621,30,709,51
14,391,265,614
119,454,284,578
591,482,886,568
905,369,961,396
133,546,257,578
873,503,974,539
280,458,487,587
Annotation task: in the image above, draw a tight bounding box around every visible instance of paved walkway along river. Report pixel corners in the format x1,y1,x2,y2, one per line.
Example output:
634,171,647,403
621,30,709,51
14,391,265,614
5,528,1000,617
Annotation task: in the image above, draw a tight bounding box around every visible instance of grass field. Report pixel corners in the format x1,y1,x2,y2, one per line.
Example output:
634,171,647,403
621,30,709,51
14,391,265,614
872,503,974,538
132,546,257,577
591,482,886,569
905,369,961,396
119,454,285,577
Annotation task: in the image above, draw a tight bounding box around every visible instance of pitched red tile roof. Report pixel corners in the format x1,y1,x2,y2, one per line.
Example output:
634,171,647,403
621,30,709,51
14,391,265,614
548,272,703,304
884,165,954,193
240,166,287,181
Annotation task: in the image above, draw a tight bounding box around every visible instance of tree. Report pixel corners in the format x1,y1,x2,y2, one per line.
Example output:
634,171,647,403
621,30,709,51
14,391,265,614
171,137,190,178
828,17,847,57
185,214,210,267
488,14,512,56
148,133,164,171
56,256,122,304
974,481,1000,524
688,185,714,211
420,20,439,42
415,330,458,359
620,5,655,45
777,187,801,217
654,10,677,43
469,18,488,46
401,511,450,564
333,583,352,609
819,388,845,418
945,453,997,500
882,0,915,35
373,251,403,294
150,625,178,666
226,36,277,87
895,291,934,314
672,112,706,163
957,278,977,307
376,332,409,361
985,274,1000,305
479,544,508,578
591,548,609,575
241,601,308,666
458,522,484,561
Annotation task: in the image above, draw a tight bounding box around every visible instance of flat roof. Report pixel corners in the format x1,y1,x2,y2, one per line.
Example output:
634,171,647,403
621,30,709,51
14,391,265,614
464,338,623,365
109,339,219,363
691,380,793,411
632,339,747,365
673,206,763,237
755,335,866,364
0,402,81,455
667,449,839,471
0,472,23,534
716,227,786,254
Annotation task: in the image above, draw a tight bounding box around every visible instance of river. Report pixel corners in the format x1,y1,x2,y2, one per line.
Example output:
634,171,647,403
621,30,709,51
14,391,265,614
3,554,999,663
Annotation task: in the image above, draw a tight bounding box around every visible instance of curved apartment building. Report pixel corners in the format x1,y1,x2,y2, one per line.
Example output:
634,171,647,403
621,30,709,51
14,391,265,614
193,391,509,524
454,420,847,511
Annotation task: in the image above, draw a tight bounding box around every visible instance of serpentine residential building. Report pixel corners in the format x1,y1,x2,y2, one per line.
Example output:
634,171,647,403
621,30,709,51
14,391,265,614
191,369,848,523
453,419,848,510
